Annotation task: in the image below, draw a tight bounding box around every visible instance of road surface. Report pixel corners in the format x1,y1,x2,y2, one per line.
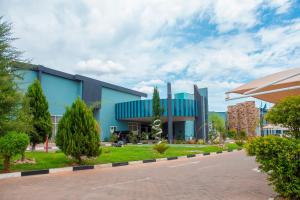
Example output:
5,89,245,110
0,151,275,200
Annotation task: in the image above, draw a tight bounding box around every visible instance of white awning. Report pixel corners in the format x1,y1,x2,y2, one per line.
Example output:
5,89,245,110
226,68,300,103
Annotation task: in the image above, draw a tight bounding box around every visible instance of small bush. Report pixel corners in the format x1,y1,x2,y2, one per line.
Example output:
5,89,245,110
245,136,300,199
153,141,169,154
0,132,29,172
128,132,139,144
109,134,118,143
212,139,220,145
239,130,247,140
187,139,196,144
140,132,149,140
197,139,205,145
227,129,236,139
235,140,244,147
174,140,185,144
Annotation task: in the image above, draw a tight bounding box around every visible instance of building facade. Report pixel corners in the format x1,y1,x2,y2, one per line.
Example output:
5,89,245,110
18,65,209,142
227,101,259,137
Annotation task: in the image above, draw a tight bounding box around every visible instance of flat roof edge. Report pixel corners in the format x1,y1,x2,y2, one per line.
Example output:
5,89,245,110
27,64,147,97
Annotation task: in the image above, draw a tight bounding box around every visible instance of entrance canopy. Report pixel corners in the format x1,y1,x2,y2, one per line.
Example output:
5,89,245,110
226,68,300,103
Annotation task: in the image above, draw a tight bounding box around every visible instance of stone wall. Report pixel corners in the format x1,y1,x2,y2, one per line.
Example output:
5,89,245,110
227,101,259,137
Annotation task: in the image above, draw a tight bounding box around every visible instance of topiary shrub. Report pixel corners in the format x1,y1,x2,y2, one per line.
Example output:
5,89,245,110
55,98,101,164
0,132,29,172
153,140,169,154
245,136,300,199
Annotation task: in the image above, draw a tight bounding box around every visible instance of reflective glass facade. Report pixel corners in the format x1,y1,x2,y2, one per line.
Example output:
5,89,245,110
115,99,198,120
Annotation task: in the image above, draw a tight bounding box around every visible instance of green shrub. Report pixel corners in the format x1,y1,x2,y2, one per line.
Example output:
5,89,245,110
109,134,118,143
153,141,169,154
140,132,149,140
56,98,101,164
245,136,300,199
235,140,244,147
227,129,236,139
239,130,247,140
197,139,205,145
128,132,139,144
174,140,185,144
0,132,29,172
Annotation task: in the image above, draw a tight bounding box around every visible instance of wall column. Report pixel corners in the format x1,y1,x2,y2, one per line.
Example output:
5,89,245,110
167,82,173,143
37,67,42,82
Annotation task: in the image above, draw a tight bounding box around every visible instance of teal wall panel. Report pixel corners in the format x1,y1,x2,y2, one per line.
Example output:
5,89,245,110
174,93,194,100
17,70,38,92
41,73,82,115
100,87,140,141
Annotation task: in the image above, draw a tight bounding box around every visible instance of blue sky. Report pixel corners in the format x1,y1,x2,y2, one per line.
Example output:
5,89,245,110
1,0,300,111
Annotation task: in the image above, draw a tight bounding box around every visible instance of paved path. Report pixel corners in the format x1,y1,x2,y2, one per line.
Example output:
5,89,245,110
0,151,275,200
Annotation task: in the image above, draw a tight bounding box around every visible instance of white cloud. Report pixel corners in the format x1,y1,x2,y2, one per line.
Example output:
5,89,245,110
139,79,165,86
132,85,154,94
0,0,299,111
76,59,125,75
211,0,262,32
268,0,292,14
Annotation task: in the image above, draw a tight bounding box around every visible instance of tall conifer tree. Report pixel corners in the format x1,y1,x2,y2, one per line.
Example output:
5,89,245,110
56,98,100,163
25,80,52,149
152,86,161,120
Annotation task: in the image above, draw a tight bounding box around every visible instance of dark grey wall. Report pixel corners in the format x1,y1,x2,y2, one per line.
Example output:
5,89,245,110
167,82,173,143
194,85,208,142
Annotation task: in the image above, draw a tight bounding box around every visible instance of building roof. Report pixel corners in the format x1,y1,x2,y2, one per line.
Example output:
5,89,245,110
226,68,300,103
30,64,147,97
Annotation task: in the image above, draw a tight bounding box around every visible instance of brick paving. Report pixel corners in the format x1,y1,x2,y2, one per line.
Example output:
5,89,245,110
0,151,275,200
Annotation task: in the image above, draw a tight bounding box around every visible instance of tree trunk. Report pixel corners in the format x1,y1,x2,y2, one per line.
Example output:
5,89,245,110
3,156,10,173
21,152,25,161
77,155,82,165
31,143,36,151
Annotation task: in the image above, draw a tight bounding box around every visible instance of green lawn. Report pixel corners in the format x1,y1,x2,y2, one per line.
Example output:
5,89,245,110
0,143,239,173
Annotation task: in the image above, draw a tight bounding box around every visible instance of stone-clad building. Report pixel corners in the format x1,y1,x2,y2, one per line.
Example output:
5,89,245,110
227,101,259,137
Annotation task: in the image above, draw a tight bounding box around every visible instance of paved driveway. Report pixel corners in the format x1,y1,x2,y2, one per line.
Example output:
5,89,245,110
0,151,275,200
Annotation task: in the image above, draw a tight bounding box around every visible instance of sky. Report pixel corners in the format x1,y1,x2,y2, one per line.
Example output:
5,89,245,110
1,0,300,111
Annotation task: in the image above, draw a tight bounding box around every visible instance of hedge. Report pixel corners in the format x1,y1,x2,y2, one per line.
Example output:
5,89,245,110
245,136,300,199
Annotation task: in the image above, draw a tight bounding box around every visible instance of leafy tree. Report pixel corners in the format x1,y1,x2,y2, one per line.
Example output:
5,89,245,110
209,113,225,144
265,95,300,139
0,131,29,172
56,98,101,164
0,17,25,135
25,80,52,150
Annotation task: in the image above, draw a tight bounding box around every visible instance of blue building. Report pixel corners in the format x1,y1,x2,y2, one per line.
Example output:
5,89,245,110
18,65,209,142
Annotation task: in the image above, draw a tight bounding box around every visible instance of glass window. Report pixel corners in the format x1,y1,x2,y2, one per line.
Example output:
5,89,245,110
51,115,62,142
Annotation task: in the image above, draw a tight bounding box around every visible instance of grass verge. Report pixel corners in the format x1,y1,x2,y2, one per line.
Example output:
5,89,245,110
0,143,239,173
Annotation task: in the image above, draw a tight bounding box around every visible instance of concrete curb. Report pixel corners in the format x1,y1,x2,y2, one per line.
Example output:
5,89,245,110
0,149,239,180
